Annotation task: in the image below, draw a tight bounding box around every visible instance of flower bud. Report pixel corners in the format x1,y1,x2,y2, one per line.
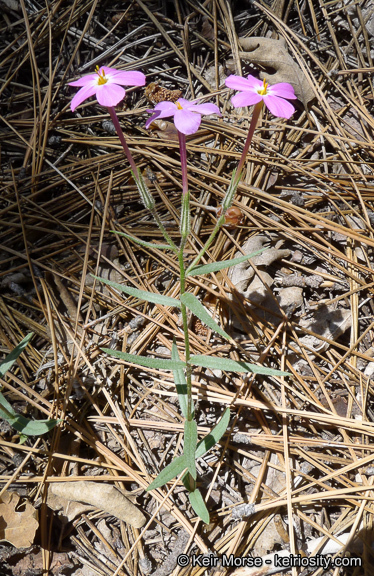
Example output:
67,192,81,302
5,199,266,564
216,206,244,229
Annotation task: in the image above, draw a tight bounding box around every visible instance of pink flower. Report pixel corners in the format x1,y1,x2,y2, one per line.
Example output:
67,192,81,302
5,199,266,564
145,98,221,135
225,75,297,119
69,66,146,112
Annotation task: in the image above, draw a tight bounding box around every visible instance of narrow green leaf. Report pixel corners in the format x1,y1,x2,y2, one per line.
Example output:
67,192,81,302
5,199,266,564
92,276,181,308
0,335,60,437
0,392,17,419
190,355,289,376
180,292,230,341
102,348,185,370
0,393,60,436
195,408,230,458
184,420,198,480
171,338,189,419
10,415,61,436
110,230,171,251
186,248,266,277
188,489,210,524
181,471,195,492
0,333,33,377
146,454,187,491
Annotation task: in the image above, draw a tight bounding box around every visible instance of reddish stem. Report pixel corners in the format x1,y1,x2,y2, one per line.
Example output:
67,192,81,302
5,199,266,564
107,106,138,176
178,131,189,197
234,101,264,185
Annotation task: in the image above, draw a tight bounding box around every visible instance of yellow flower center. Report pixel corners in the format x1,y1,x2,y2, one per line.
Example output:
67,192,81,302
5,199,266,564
258,78,268,95
95,66,108,85
176,101,183,110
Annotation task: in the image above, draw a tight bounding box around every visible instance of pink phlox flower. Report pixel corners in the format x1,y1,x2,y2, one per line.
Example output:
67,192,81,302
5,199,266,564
145,97,221,135
69,66,146,112
225,75,297,119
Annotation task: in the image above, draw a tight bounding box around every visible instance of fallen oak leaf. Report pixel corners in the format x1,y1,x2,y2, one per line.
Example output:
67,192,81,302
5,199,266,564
49,481,146,528
237,37,315,108
0,491,38,548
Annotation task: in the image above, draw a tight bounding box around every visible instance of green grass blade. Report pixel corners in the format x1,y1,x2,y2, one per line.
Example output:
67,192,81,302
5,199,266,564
0,392,17,419
190,355,289,375
110,230,172,250
146,454,187,491
102,349,185,370
92,276,181,308
195,407,230,458
180,292,230,341
184,420,197,480
10,415,61,436
188,489,210,524
171,338,189,419
0,333,33,377
187,248,265,277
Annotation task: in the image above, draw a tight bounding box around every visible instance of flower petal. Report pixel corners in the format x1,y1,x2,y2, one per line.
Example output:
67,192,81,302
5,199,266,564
96,83,126,107
70,84,98,111
107,70,146,87
189,102,221,116
153,101,178,113
225,74,262,91
177,97,192,108
69,74,98,87
174,109,201,134
268,82,297,100
263,94,295,118
145,102,177,128
98,66,120,77
231,91,263,108
145,111,161,129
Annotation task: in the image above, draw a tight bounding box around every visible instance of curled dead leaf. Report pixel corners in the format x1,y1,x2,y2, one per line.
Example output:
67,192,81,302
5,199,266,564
0,491,38,548
148,119,179,142
49,481,146,528
237,37,315,108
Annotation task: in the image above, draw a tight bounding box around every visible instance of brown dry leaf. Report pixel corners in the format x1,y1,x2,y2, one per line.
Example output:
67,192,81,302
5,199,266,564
0,491,38,548
47,490,96,524
49,481,146,528
228,235,291,306
238,37,315,107
149,119,179,142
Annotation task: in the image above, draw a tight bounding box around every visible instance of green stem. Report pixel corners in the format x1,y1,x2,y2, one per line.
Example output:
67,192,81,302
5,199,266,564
186,103,263,276
178,248,193,422
185,214,225,275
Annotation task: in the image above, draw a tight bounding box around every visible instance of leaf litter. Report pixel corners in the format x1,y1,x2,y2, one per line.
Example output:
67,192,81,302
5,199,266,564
1,0,374,575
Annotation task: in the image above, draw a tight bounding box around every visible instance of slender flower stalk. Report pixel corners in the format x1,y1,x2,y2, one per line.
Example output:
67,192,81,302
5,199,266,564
178,131,189,198
225,74,297,185
146,97,221,200
107,106,138,176
69,66,176,246
146,96,221,421
234,100,263,185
